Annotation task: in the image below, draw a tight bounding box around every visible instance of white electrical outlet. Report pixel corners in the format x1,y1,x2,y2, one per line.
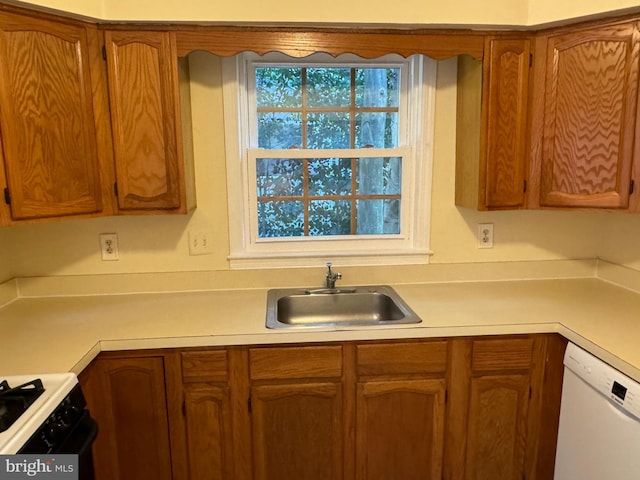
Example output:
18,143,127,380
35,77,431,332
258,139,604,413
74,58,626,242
100,233,119,261
478,223,494,249
188,230,213,256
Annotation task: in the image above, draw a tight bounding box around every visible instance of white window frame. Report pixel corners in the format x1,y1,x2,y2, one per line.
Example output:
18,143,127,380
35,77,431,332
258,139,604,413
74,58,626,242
222,52,436,269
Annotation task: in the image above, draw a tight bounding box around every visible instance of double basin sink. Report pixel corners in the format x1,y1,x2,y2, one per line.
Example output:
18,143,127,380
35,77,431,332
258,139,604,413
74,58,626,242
266,285,422,329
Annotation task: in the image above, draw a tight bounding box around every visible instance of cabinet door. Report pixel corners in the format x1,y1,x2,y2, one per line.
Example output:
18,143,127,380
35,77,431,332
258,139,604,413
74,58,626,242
356,379,446,480
465,374,530,480
251,382,344,480
183,384,233,480
482,37,530,209
104,31,187,212
457,337,534,480
180,349,234,480
0,13,103,220
541,23,640,208
80,356,173,480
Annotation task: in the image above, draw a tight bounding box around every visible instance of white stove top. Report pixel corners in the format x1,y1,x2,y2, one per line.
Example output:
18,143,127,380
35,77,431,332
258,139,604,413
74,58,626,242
0,373,77,454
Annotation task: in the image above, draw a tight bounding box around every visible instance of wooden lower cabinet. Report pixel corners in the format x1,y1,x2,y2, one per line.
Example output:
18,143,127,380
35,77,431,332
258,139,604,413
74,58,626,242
251,382,343,480
355,340,448,480
465,373,530,479
356,379,446,480
183,384,233,480
79,354,174,480
80,334,566,480
248,345,344,480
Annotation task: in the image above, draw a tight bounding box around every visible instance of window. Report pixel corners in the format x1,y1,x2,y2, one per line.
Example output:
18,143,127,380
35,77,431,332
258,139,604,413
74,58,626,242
222,52,436,268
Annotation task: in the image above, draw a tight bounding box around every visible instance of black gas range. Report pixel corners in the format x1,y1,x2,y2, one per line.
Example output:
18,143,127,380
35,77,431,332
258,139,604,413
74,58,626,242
0,373,97,479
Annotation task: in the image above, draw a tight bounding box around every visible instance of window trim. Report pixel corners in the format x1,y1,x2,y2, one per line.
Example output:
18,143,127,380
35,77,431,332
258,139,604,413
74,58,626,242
222,52,436,269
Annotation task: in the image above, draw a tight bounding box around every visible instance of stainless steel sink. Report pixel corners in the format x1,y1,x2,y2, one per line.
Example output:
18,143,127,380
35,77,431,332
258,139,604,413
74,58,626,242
266,285,422,328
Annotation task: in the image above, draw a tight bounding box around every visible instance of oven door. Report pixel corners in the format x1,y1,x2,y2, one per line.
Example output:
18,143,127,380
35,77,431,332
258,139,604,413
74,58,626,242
19,410,98,480
56,411,98,480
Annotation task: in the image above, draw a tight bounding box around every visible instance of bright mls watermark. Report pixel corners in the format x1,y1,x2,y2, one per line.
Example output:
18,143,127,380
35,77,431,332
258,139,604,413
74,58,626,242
0,455,77,479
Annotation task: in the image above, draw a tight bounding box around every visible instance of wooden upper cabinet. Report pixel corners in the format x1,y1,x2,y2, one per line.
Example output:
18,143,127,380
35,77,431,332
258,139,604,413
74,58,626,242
540,22,640,208
456,37,530,210
104,30,195,213
482,38,530,208
0,13,105,221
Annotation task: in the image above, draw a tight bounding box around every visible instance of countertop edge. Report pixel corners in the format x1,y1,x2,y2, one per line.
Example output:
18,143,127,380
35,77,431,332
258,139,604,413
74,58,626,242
67,320,640,385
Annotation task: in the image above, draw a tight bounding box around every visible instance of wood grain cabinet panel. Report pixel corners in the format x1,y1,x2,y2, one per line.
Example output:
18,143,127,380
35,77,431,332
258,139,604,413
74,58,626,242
540,22,640,208
183,384,234,480
449,335,565,480
251,382,344,480
80,355,173,480
482,38,530,209
465,374,530,480
81,336,566,480
105,30,194,213
456,37,531,210
0,13,105,220
356,379,446,480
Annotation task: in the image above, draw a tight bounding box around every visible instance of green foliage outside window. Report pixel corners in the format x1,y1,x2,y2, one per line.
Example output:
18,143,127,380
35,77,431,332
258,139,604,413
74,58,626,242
255,65,402,238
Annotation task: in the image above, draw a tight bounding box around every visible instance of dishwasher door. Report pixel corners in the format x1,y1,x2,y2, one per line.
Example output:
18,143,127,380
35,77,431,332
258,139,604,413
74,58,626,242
554,343,640,479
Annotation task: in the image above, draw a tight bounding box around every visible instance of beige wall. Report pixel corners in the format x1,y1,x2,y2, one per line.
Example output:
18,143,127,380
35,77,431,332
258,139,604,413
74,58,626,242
0,0,635,288
0,232,12,282
597,215,640,271
17,0,639,25
527,0,640,25
3,55,607,280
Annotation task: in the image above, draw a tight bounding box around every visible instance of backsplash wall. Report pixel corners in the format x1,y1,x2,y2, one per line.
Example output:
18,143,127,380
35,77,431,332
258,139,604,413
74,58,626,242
0,56,612,284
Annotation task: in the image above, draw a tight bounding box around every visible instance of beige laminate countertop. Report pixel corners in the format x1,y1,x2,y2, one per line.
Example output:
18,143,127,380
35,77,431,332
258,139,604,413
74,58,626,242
1,277,639,381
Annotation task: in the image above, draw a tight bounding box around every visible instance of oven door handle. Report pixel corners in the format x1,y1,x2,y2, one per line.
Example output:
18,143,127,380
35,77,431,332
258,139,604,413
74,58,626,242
56,410,98,455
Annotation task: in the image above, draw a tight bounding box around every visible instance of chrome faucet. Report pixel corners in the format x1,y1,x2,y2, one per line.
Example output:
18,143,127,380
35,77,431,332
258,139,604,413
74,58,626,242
325,262,342,289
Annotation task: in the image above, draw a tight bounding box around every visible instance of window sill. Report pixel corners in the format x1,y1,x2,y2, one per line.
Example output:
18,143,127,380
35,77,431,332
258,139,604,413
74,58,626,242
228,249,433,269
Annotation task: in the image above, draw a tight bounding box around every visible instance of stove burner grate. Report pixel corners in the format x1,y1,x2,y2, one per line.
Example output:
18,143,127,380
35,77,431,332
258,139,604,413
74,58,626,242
0,379,45,433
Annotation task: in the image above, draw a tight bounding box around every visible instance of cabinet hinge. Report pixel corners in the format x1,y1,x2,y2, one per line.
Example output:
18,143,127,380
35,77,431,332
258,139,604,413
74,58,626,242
523,179,527,193
101,45,107,60
114,182,118,197
248,397,252,413
3,187,10,205
529,53,533,68
444,389,448,404
529,386,532,399
630,179,635,195
181,400,186,417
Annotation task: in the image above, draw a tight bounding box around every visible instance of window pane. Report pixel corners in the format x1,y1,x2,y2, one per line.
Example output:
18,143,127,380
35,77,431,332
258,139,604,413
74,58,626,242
355,112,398,148
355,68,399,108
307,112,350,149
258,112,302,149
309,200,351,236
356,157,402,195
357,199,400,234
255,67,302,108
306,68,351,107
256,158,304,197
308,158,352,196
258,201,304,237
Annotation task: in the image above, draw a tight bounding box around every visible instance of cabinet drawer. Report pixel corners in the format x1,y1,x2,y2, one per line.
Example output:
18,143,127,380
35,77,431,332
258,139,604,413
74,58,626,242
356,341,448,376
471,337,534,372
250,345,343,380
181,349,228,383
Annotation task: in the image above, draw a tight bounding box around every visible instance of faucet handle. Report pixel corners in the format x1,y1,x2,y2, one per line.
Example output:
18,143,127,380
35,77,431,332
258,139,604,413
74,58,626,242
325,262,341,288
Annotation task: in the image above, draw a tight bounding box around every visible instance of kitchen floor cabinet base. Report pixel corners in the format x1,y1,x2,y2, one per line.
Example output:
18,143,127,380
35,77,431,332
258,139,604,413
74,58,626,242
80,334,566,480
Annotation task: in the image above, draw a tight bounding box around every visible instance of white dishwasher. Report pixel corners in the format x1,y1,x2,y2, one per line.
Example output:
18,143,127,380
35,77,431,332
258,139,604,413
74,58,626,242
554,342,640,479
